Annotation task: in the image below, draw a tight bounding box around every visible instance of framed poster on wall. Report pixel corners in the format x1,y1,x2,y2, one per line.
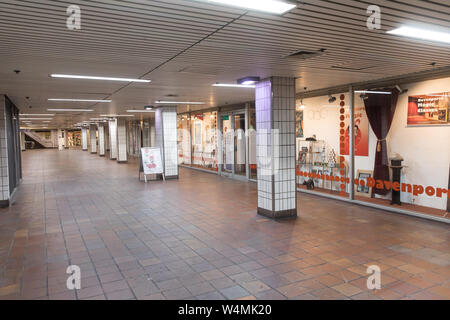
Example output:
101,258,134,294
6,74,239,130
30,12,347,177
355,170,373,197
296,110,304,138
342,107,369,156
407,92,449,126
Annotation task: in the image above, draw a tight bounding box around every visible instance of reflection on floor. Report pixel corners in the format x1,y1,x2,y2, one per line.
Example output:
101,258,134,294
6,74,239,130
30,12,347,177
0,149,449,300
296,185,449,220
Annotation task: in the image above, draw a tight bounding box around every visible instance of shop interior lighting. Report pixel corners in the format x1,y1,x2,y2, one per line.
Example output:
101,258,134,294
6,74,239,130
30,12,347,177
20,113,55,116
194,0,296,14
50,74,151,83
386,26,450,44
355,90,392,95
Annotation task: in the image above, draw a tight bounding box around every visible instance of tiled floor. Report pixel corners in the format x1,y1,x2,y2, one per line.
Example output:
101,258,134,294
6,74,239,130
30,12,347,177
0,149,449,300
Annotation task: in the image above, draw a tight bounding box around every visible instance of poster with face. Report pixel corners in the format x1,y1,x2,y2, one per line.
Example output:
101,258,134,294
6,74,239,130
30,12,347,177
407,92,449,126
342,107,369,157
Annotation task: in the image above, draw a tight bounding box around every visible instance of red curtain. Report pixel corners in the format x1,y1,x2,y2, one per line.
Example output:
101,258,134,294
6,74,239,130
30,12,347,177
363,88,400,196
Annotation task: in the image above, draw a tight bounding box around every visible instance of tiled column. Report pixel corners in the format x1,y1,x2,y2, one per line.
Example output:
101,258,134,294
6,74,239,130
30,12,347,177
116,118,127,163
89,124,97,154
155,106,178,179
105,123,110,151
108,119,117,160
255,77,297,218
57,129,63,151
0,97,10,204
98,124,105,156
20,131,26,151
81,128,88,151
64,129,69,149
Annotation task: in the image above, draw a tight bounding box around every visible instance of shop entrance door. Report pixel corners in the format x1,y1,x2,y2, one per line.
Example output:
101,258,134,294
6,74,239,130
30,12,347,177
219,110,248,181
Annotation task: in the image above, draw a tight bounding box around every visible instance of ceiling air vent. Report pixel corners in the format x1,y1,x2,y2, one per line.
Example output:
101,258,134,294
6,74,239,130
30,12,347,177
285,48,326,59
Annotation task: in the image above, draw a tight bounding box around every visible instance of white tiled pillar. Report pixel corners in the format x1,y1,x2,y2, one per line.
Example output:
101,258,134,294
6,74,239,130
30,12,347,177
155,106,178,179
116,118,127,163
81,128,88,151
98,124,105,156
255,77,297,218
0,96,10,203
89,124,97,154
64,129,69,149
105,123,110,151
20,131,26,151
109,119,117,160
57,129,63,151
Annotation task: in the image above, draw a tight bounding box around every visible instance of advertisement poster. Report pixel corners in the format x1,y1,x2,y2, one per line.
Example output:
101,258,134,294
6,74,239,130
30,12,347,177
141,147,163,175
407,92,449,126
342,106,369,157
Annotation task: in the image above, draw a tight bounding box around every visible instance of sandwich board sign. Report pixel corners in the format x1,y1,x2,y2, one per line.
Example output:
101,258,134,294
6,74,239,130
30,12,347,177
140,147,164,182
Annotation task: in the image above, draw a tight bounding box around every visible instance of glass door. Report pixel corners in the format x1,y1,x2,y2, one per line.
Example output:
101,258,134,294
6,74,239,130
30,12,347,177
221,114,233,177
234,112,246,177
219,110,248,180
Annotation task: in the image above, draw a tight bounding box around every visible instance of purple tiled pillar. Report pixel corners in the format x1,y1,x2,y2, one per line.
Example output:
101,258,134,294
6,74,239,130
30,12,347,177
256,77,297,218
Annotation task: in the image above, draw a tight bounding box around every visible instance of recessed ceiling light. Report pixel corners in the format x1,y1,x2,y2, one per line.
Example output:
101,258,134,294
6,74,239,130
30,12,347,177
50,74,151,83
355,91,392,95
212,83,256,88
48,99,112,102
48,109,93,112
194,0,296,14
20,113,55,116
237,76,260,85
386,26,450,44
155,101,205,105
126,110,155,113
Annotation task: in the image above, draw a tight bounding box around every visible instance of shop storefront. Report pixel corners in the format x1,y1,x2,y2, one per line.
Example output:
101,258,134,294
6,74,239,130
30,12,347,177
177,103,257,181
296,77,449,221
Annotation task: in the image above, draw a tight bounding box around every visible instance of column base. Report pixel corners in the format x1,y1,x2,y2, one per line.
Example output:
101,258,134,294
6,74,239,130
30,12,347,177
163,175,179,180
117,160,127,163
257,207,297,219
64,147,69,149
91,152,97,154
82,149,88,151
110,158,116,160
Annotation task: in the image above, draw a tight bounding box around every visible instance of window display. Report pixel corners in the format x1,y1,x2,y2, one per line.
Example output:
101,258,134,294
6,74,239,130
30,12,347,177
177,111,218,171
296,76,450,219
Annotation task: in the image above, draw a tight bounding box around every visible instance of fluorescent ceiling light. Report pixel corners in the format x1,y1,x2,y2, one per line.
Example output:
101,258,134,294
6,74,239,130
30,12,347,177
386,26,450,44
20,118,53,120
195,0,296,14
355,90,392,95
237,76,260,85
155,101,205,105
213,83,255,88
100,114,134,117
20,113,55,116
48,109,93,112
126,110,155,113
48,99,112,102
50,74,151,83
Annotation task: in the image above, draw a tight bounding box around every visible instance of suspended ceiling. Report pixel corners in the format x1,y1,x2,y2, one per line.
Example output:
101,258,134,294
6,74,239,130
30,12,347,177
0,0,449,128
